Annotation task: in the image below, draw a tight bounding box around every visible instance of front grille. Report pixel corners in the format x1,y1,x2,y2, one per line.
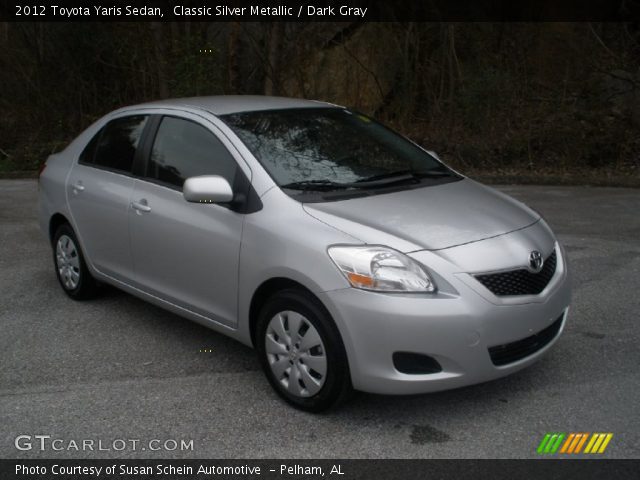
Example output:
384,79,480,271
488,314,564,366
475,250,557,296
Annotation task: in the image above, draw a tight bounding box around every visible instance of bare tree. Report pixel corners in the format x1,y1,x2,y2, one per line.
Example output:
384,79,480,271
264,22,283,95
150,22,169,98
228,22,241,93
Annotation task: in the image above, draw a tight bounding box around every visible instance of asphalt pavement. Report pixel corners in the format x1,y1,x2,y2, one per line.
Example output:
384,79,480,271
0,179,638,458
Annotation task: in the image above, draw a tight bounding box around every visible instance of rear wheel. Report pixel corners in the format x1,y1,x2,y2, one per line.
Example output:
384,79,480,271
256,288,352,412
52,224,98,300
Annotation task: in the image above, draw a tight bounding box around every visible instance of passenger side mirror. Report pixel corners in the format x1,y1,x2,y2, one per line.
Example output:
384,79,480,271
183,175,234,204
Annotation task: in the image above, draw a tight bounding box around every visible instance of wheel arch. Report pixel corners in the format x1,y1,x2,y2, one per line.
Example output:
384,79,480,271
248,277,320,348
49,213,72,245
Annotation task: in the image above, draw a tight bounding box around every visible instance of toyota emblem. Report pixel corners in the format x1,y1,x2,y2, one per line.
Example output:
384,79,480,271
528,251,544,273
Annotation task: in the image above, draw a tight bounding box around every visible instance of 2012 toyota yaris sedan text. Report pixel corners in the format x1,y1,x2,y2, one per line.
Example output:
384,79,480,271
38,96,571,411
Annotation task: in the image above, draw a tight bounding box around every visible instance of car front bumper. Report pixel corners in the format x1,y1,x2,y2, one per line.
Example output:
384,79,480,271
318,243,571,395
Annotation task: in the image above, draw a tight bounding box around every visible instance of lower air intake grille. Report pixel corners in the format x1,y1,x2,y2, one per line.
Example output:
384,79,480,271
475,250,557,296
488,314,564,366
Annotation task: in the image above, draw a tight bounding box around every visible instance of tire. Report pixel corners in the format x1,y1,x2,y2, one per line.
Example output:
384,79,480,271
256,288,352,412
52,223,98,300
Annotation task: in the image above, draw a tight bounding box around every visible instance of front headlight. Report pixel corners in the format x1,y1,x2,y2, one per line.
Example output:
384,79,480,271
327,245,436,293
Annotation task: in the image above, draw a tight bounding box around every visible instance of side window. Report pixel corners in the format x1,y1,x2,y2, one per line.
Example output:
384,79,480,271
148,116,238,189
89,115,148,173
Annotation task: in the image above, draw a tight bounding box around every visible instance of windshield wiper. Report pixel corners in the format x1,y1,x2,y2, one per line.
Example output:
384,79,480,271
351,173,416,187
413,167,457,178
356,167,456,184
281,167,458,192
281,175,416,191
279,179,353,191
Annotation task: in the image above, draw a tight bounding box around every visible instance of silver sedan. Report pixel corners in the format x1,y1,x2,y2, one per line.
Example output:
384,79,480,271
38,96,571,411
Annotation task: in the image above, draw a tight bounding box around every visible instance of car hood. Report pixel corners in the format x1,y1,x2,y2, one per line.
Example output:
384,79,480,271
302,178,540,252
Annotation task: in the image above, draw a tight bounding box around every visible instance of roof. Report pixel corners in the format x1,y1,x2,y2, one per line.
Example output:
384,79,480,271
133,95,338,115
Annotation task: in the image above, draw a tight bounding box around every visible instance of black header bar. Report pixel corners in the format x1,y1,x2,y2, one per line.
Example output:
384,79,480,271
1,0,639,22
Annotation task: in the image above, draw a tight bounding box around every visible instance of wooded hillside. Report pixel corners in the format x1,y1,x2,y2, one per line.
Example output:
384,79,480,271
0,22,638,184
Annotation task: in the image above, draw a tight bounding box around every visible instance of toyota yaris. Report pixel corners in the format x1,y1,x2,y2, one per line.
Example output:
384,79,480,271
38,96,571,411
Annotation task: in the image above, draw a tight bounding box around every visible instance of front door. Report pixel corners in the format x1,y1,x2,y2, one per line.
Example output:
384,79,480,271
128,115,245,327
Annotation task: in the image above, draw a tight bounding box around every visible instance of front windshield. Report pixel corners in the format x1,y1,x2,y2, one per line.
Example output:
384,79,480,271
221,107,448,187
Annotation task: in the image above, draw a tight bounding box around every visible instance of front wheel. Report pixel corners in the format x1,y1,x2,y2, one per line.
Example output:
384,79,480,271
256,289,352,412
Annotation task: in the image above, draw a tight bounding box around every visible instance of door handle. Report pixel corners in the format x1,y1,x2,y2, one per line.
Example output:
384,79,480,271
131,200,151,213
71,181,85,194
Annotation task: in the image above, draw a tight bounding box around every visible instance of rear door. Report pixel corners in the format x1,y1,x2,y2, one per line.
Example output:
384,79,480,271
128,114,248,327
67,114,149,283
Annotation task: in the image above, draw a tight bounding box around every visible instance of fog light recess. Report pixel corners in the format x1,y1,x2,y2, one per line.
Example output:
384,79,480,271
393,352,442,374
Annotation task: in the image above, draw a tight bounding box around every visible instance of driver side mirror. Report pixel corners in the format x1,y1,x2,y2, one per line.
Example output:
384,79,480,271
183,175,234,204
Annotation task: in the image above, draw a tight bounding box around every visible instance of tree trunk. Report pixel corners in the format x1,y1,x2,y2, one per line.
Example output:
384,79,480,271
0,22,8,45
150,22,169,98
228,22,240,93
264,22,283,95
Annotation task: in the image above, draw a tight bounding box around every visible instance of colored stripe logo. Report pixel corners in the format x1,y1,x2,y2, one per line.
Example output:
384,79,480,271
537,433,613,454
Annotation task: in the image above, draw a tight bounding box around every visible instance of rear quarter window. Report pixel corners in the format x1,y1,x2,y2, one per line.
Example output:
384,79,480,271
80,115,148,173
